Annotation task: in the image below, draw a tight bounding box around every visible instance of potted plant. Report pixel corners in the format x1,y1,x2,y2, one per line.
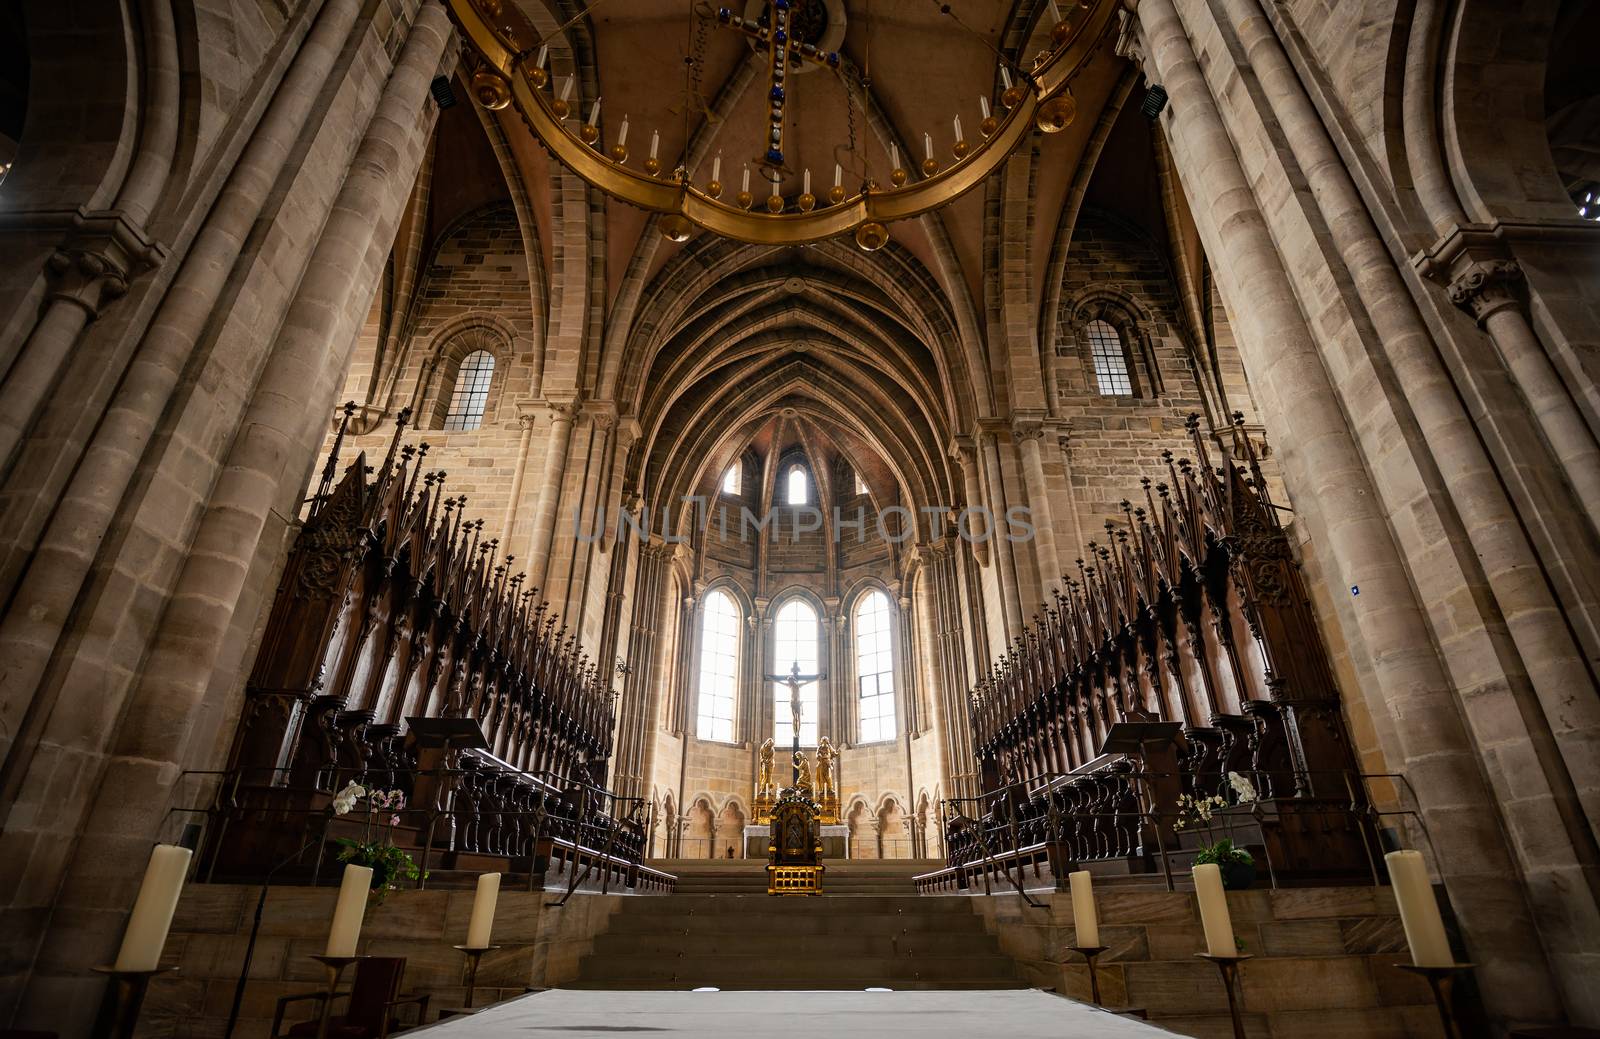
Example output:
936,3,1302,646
1174,772,1259,890
330,781,425,900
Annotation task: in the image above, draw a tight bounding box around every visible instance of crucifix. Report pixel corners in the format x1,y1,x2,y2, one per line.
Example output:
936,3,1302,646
716,2,841,175
764,660,826,786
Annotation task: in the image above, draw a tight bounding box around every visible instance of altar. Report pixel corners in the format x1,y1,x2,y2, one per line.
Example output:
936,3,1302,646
745,822,849,859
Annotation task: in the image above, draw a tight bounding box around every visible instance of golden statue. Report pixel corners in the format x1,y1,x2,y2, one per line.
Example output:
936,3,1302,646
793,750,812,793
814,736,837,801
757,738,775,800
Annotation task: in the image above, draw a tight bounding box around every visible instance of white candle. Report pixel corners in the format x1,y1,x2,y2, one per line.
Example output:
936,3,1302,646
536,44,548,69
1385,850,1453,967
618,116,629,148
465,872,501,950
742,166,750,192
712,153,722,181
325,864,373,958
113,845,192,972
1001,67,1013,90
1048,0,1063,22
771,177,780,197
649,130,659,159
890,143,900,169
923,132,933,160
560,76,574,102
833,163,842,188
586,97,601,125
953,115,963,141
1192,863,1235,958
1068,870,1099,949
980,95,991,119
803,168,811,194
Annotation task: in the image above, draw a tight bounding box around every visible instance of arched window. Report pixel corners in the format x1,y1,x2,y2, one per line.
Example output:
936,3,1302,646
785,465,808,505
696,590,740,742
722,462,741,495
1086,319,1133,396
854,472,868,496
855,591,896,742
443,349,496,430
772,599,819,746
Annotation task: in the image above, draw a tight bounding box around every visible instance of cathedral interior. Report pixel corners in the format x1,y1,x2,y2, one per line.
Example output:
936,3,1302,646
0,0,1598,1036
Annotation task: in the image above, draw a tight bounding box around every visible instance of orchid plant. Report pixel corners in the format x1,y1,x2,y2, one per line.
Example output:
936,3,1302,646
330,780,424,898
1174,771,1259,872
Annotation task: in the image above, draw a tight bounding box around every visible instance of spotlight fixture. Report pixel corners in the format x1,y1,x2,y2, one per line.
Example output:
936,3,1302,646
1140,84,1168,120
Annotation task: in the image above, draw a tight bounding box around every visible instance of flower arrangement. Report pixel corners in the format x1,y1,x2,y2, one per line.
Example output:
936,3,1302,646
1174,772,1259,887
330,780,424,899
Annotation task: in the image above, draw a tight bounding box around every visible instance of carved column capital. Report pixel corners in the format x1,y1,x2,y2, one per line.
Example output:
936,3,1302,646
1012,419,1046,444
1446,258,1524,324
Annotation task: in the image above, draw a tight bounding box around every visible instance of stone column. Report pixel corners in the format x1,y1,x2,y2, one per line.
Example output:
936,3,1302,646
502,403,539,546
949,437,990,566
978,427,1025,633
526,397,578,585
1442,255,1600,525
1012,416,1061,589
1132,0,1562,1022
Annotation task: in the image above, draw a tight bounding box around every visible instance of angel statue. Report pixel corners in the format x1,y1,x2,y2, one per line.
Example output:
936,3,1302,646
814,736,838,801
793,750,813,793
757,738,775,800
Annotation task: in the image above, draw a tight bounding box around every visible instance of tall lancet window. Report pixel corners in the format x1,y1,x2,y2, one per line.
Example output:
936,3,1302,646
444,349,496,430
855,590,897,742
696,590,740,742
1086,319,1133,396
772,599,819,746
785,465,808,505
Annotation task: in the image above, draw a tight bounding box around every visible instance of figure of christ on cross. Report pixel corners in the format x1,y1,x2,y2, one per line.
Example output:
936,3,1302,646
764,660,826,786
715,1,840,173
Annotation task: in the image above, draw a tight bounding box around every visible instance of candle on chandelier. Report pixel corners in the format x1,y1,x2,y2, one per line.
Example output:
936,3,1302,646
712,153,722,182
742,166,751,192
586,97,601,126
833,163,842,188
618,116,629,148
953,115,964,141
771,177,780,197
803,168,811,194
924,132,933,160
981,95,992,119
890,143,900,169
561,76,574,102
113,844,192,972
536,44,549,69
1048,0,1064,22
1001,67,1014,90
649,130,659,160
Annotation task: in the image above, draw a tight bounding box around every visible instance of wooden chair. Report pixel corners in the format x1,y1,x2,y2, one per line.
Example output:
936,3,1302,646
271,957,430,1039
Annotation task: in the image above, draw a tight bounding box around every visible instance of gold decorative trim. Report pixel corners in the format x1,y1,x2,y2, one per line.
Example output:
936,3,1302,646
445,0,1117,246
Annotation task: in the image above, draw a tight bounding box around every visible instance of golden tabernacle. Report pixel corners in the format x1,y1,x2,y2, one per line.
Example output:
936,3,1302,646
766,787,824,896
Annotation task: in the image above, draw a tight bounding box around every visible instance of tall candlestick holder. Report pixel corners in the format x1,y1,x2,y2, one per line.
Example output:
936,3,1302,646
91,966,178,1039
309,954,364,1039
1067,945,1108,1005
1395,962,1474,1039
453,944,501,1009
1197,953,1253,1039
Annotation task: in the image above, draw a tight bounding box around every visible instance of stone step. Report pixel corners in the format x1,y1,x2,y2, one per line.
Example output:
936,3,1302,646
601,911,995,936
588,931,1003,957
606,894,977,915
574,954,1021,984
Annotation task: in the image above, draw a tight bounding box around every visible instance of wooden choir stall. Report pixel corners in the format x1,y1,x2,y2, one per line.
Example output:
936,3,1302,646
919,416,1379,895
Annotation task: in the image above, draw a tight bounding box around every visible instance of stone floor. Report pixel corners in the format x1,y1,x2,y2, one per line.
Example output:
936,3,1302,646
411,988,1180,1037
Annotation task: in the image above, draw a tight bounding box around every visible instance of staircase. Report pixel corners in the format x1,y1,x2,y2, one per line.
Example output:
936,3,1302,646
568,859,1024,990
